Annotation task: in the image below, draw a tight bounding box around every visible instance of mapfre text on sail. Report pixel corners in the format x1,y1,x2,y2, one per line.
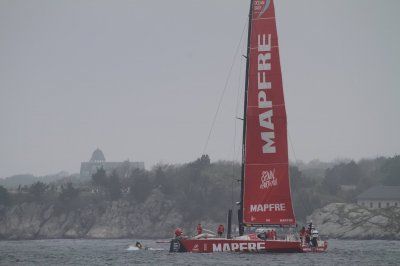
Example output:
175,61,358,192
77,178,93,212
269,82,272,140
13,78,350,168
257,33,276,154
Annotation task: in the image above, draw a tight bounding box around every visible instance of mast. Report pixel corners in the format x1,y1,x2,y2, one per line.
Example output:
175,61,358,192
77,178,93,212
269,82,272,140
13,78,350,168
238,0,254,236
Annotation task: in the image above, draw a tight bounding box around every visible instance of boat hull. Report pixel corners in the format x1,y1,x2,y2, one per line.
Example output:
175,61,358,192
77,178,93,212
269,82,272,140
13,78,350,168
170,238,327,253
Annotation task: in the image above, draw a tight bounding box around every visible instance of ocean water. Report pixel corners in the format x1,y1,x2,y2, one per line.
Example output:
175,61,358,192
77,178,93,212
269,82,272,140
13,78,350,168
0,239,399,266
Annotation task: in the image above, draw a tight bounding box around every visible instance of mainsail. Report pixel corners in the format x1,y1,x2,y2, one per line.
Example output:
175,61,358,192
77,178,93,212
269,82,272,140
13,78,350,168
241,0,296,226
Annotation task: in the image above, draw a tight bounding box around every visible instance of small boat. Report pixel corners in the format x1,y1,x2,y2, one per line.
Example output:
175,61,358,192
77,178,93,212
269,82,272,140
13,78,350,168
127,241,148,251
170,0,327,253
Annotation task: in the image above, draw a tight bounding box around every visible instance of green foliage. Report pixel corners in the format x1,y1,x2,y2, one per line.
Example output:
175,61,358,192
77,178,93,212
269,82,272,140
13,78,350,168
175,156,213,221
321,168,340,195
91,168,122,200
58,183,80,203
290,166,319,222
380,155,400,185
108,171,122,201
91,167,107,188
0,186,10,206
292,190,321,222
129,169,152,203
290,166,316,190
28,182,48,202
3,154,400,227
55,182,81,212
153,165,175,195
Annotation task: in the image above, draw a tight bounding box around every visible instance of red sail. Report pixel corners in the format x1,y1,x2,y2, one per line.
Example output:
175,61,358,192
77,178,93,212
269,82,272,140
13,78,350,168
242,0,296,226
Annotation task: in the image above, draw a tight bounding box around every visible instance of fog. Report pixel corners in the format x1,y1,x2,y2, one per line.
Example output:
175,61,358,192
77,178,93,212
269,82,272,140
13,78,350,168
1,0,399,178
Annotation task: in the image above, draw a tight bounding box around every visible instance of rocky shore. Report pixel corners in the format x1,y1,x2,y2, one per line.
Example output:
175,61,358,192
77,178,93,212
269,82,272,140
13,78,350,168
308,203,400,240
2,200,400,240
0,190,186,240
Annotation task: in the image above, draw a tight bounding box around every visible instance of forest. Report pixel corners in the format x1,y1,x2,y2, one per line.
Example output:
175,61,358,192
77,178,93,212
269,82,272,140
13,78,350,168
1,155,399,224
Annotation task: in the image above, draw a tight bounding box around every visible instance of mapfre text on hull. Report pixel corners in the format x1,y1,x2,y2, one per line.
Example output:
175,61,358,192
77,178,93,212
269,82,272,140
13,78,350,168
170,238,328,253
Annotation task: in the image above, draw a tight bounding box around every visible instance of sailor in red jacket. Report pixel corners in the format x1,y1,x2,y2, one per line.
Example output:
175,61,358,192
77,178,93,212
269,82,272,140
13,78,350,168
217,224,224,237
271,229,277,240
266,229,272,240
196,223,203,235
175,228,183,238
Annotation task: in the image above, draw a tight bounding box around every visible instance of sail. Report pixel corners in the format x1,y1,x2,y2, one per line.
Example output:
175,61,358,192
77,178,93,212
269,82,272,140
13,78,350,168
242,0,296,226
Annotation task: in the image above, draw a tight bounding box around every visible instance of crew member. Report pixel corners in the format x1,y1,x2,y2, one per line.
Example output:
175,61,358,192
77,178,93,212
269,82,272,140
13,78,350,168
175,228,184,239
196,223,203,235
305,227,311,245
217,224,224,237
271,229,277,240
266,229,272,240
257,231,267,240
299,226,306,244
311,228,319,247
308,222,313,233
135,241,143,249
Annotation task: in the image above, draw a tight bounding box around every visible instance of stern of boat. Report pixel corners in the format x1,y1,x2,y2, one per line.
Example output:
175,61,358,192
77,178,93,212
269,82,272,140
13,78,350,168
169,239,187,252
301,240,328,253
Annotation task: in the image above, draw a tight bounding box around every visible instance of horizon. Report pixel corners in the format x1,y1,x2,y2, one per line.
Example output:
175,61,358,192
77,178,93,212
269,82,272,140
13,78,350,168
1,152,396,179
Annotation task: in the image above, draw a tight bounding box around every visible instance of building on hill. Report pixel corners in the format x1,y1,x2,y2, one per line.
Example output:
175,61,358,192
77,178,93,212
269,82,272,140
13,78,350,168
80,149,145,178
357,186,400,209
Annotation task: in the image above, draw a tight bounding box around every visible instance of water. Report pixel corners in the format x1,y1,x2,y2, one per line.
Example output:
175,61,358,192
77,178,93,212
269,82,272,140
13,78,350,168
1,239,399,266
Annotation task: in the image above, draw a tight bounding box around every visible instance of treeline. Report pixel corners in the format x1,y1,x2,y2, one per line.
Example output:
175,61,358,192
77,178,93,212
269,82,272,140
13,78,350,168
0,155,240,224
0,155,399,224
290,155,400,221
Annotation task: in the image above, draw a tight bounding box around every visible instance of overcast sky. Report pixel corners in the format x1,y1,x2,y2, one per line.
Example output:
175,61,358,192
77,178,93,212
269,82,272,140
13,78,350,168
1,0,399,178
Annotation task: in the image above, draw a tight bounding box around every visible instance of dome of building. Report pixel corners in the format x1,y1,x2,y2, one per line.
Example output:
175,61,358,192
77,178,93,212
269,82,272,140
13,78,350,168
90,149,106,162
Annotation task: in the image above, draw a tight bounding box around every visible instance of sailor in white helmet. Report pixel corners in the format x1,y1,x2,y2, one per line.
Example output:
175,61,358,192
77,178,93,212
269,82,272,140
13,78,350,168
311,226,319,247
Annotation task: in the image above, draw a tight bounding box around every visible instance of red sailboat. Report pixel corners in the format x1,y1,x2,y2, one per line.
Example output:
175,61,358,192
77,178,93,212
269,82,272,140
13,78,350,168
170,0,327,253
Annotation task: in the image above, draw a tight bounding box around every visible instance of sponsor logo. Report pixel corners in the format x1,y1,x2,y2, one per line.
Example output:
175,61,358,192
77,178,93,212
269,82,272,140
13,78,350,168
212,242,265,252
260,169,277,189
253,0,271,17
192,244,199,252
250,203,286,212
257,32,275,154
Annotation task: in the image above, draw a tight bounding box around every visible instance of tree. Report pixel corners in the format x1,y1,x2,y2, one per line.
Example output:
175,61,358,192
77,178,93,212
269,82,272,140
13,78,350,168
129,169,152,203
321,168,340,195
321,161,361,189
56,182,80,212
29,181,47,202
58,182,79,203
175,156,212,222
289,166,305,191
153,165,175,195
339,161,361,185
0,186,10,206
92,167,107,190
380,155,400,185
107,171,122,200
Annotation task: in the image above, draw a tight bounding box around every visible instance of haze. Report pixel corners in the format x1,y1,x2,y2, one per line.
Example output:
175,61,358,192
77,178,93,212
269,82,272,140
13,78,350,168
1,0,399,178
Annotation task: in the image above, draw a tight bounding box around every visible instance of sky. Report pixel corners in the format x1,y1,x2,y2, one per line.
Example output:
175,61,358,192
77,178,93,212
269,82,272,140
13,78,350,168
1,0,399,178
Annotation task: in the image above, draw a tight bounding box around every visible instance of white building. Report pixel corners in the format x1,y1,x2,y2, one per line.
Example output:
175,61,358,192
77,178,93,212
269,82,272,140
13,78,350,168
80,149,145,178
357,186,400,209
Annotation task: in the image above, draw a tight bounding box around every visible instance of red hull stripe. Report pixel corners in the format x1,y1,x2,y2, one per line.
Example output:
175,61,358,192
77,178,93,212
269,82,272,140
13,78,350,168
179,239,328,253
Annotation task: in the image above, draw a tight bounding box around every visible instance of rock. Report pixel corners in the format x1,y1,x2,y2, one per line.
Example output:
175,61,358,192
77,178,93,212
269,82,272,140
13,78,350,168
1,201,135,239
308,203,400,240
0,189,227,240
